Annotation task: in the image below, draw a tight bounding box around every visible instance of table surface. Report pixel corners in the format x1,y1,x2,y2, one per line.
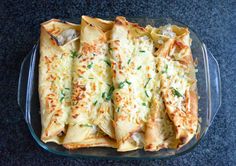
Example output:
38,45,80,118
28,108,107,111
0,0,235,165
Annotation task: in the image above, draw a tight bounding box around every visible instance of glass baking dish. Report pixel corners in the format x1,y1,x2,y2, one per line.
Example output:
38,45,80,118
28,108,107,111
17,18,221,159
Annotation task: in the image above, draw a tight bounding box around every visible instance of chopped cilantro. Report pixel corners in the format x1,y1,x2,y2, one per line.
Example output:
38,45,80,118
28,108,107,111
142,103,147,106
139,50,146,53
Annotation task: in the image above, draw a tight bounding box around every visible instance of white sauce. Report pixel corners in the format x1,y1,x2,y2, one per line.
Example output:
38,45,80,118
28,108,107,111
161,24,176,38
131,132,144,146
57,29,78,45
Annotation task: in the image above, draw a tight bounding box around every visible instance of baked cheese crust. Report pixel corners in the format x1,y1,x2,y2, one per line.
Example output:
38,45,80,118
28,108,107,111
39,19,80,144
39,17,198,152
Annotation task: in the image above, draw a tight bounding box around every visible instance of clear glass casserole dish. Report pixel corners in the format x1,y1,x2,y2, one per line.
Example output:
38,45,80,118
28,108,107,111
17,18,221,159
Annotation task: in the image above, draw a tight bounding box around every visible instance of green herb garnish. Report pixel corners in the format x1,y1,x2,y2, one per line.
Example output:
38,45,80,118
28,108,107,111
137,66,142,70
60,90,65,96
144,78,152,88
116,107,120,112
105,95,112,101
102,92,106,98
109,47,113,54
162,64,168,74
142,103,147,106
139,50,145,53
93,100,98,105
87,62,93,69
104,60,111,67
145,90,150,98
59,97,64,103
88,77,94,79
125,80,131,85
106,86,114,101
119,79,132,89
127,58,131,64
65,88,70,90
172,88,183,97
92,53,96,56
119,82,125,89
59,90,66,103
81,124,93,127
70,50,78,58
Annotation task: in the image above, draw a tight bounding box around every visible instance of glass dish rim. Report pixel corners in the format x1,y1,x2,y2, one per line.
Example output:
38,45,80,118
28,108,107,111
18,17,215,160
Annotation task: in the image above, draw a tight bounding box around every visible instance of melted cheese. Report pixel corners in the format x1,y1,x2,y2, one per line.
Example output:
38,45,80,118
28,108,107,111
57,29,78,45
111,32,155,124
160,24,176,38
70,42,112,123
39,25,79,143
158,57,190,112
132,35,156,122
131,132,144,146
40,18,198,151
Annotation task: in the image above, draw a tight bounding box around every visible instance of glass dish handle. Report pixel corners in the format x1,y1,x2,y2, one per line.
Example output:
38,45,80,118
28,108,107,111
17,44,38,119
203,43,222,124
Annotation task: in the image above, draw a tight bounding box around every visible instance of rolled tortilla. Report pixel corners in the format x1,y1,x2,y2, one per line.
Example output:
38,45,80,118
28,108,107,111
110,17,156,151
39,19,80,144
39,17,198,152
144,68,180,151
63,16,116,149
148,24,198,148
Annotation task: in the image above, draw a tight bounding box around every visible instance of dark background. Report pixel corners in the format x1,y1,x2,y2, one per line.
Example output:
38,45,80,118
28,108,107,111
0,0,235,165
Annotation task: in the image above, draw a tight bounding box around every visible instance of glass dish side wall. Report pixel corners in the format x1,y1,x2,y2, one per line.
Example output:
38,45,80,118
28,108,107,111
17,18,221,159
